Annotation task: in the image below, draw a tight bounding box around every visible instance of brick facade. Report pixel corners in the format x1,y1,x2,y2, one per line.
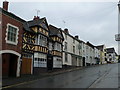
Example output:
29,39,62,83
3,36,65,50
0,7,25,78
2,13,23,54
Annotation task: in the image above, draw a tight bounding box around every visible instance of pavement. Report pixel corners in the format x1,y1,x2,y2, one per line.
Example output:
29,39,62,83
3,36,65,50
2,66,85,88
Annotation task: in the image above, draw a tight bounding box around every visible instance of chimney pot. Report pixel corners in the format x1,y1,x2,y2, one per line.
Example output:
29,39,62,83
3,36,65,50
33,16,40,20
75,35,79,39
3,1,9,11
64,28,69,34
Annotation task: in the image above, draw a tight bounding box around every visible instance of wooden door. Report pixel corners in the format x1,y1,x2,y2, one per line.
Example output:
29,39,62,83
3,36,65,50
47,54,53,71
21,58,32,74
2,54,10,78
9,54,18,77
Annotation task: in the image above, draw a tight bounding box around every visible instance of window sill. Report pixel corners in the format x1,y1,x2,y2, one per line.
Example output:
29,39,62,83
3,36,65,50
6,40,18,46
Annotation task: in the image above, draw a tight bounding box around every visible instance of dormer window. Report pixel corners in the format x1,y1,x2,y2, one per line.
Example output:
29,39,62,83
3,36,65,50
5,23,19,45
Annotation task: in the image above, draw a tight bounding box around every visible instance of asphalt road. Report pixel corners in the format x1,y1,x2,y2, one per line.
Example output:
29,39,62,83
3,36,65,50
6,63,119,88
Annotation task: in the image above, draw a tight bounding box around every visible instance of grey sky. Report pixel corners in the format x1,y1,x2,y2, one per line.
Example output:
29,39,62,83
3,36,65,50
0,2,119,53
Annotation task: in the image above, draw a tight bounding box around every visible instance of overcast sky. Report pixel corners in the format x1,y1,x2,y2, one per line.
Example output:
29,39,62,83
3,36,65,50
0,1,119,53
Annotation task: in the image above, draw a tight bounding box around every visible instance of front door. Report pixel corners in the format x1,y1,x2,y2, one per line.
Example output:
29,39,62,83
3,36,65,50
21,57,32,74
83,57,85,66
2,53,18,78
47,54,53,71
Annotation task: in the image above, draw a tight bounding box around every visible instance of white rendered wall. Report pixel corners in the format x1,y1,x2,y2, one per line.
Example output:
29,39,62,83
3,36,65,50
53,57,62,68
62,31,82,66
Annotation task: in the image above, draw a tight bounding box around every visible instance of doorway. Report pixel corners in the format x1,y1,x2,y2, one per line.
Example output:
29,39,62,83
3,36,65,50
47,54,53,71
82,57,85,66
2,53,18,78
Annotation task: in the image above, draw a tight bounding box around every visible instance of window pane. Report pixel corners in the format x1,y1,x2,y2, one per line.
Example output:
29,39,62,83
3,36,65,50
7,25,17,43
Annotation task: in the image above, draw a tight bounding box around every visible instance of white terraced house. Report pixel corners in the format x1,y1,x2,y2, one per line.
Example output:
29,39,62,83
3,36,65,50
94,46,100,64
62,29,82,67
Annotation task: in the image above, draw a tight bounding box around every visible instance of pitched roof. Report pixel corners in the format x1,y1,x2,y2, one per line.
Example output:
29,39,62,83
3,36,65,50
86,41,94,49
23,17,49,32
96,45,104,51
23,22,34,33
105,48,115,53
28,17,48,30
49,24,64,39
61,29,83,43
0,7,25,22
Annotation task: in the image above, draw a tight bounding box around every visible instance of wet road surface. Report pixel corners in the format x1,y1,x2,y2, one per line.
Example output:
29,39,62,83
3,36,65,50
6,63,119,88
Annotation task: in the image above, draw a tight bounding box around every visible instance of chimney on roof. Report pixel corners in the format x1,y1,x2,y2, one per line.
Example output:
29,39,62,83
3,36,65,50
3,1,9,11
33,16,40,20
75,35,79,39
64,28,69,34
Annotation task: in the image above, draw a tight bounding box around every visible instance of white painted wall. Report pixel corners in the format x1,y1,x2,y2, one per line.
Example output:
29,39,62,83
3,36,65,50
81,42,86,66
63,53,72,65
86,45,91,64
86,45,95,65
53,57,62,68
62,32,73,66
62,31,82,66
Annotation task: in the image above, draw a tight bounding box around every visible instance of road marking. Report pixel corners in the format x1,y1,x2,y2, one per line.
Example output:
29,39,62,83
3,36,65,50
88,70,109,88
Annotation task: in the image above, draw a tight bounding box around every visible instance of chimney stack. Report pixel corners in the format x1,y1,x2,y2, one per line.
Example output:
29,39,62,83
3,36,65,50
3,1,9,11
64,28,69,34
33,16,40,20
75,35,79,39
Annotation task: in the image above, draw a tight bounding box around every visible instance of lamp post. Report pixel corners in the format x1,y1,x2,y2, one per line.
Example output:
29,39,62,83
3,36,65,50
115,1,120,62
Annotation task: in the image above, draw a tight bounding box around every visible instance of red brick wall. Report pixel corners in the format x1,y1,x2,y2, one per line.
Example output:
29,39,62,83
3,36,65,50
2,13,23,54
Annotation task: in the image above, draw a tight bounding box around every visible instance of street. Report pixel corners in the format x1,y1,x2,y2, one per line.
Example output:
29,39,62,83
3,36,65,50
4,63,119,88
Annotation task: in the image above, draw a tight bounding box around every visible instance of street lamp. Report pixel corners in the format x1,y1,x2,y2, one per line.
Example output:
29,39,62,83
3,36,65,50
116,0,120,41
115,1,120,62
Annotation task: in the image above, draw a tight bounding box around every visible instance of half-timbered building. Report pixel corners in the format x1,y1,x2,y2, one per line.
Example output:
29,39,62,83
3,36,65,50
48,25,64,69
22,16,49,74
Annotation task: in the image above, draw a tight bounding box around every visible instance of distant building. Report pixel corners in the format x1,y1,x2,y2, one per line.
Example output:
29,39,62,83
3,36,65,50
105,48,118,63
96,45,107,64
86,42,95,66
94,46,100,64
0,1,25,78
79,40,86,66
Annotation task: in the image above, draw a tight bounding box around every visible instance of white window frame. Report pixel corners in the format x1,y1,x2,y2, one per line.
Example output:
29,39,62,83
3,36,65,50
5,23,19,45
